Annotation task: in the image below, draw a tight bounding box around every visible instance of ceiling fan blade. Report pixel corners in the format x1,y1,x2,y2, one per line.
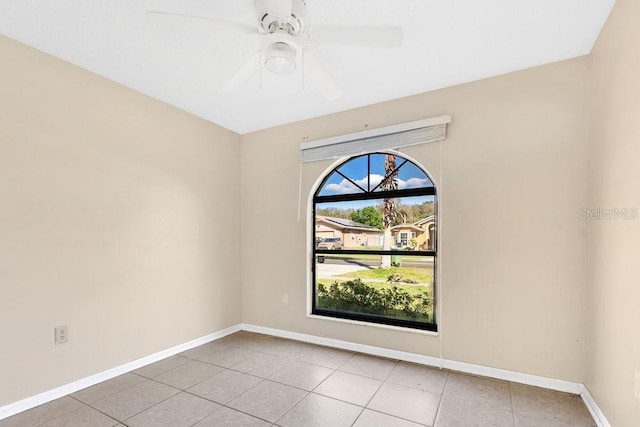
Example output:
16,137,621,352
222,51,261,92
303,51,342,101
264,0,292,20
308,26,403,48
146,11,259,35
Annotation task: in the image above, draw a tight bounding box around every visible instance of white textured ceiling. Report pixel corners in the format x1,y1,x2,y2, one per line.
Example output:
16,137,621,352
0,0,614,134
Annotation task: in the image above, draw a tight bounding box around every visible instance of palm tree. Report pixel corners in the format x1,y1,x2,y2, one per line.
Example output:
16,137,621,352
380,154,398,268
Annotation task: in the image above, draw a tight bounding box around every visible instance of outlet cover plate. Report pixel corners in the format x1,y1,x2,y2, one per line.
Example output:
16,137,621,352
55,325,68,345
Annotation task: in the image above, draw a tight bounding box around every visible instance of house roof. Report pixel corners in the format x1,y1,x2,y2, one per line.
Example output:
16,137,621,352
390,223,423,232
0,1,615,134
414,215,435,226
317,216,381,233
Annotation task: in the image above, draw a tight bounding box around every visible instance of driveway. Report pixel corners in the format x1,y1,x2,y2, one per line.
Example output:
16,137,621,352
316,262,369,278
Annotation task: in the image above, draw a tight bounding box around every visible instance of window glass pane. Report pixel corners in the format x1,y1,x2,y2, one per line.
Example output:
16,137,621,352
368,154,387,179
368,154,391,191
373,157,433,192
317,170,366,196
417,217,437,251
336,154,368,186
316,199,382,250
397,162,434,189
316,196,435,250
315,254,435,324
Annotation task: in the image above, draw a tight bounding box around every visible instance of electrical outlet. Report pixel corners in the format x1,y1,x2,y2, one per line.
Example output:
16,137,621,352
635,370,640,400
282,293,289,304
54,325,68,345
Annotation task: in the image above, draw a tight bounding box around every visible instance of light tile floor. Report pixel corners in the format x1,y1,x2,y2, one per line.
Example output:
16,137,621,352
0,331,596,426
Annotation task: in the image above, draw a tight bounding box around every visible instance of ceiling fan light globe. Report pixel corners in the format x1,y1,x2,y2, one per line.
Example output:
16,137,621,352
266,57,296,74
265,42,297,74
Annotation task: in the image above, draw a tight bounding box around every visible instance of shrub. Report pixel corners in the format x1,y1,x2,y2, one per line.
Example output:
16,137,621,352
317,279,431,321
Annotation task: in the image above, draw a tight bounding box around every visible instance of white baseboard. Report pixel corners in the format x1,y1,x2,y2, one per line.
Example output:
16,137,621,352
241,323,582,394
0,324,241,421
441,359,581,394
580,385,611,427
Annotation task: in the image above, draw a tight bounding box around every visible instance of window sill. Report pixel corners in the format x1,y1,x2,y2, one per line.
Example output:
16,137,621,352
307,313,439,337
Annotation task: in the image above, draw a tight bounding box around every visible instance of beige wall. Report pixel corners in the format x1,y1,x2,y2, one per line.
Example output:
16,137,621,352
241,57,589,382
0,36,241,406
587,0,640,425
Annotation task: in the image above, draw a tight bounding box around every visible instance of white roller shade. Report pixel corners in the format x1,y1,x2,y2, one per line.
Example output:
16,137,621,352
300,115,451,163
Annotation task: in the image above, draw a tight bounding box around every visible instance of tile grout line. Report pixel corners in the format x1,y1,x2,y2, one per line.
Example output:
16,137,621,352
67,397,121,425
509,382,518,426
364,407,432,426
271,390,310,427
361,374,386,410
215,333,361,371
108,380,183,425
70,372,147,406
306,355,341,394
178,384,276,425
382,359,400,381
378,360,442,426
132,361,196,384
21,399,99,427
343,357,404,422
349,405,368,427
337,353,400,382
212,376,297,424
431,368,451,426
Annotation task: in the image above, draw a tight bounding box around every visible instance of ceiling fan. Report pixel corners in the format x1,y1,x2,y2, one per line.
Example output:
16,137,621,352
147,0,403,101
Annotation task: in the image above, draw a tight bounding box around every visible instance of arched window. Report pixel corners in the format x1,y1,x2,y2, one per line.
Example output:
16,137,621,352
312,152,437,331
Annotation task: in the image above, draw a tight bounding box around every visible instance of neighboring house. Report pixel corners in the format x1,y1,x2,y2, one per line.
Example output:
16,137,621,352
315,216,382,248
390,223,424,248
415,215,436,250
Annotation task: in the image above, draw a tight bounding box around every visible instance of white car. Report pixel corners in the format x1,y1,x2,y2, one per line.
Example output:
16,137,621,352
317,237,343,250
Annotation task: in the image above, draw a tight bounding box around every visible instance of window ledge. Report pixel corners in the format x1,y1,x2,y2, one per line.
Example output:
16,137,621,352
307,314,439,337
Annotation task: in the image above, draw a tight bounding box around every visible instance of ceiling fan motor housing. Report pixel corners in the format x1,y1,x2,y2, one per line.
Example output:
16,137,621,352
256,0,306,35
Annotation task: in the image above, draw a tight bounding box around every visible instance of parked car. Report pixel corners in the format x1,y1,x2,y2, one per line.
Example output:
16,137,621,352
317,237,343,250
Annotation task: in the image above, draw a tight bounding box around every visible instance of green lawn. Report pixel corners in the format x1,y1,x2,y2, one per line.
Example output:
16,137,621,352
338,266,432,283
317,278,431,297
